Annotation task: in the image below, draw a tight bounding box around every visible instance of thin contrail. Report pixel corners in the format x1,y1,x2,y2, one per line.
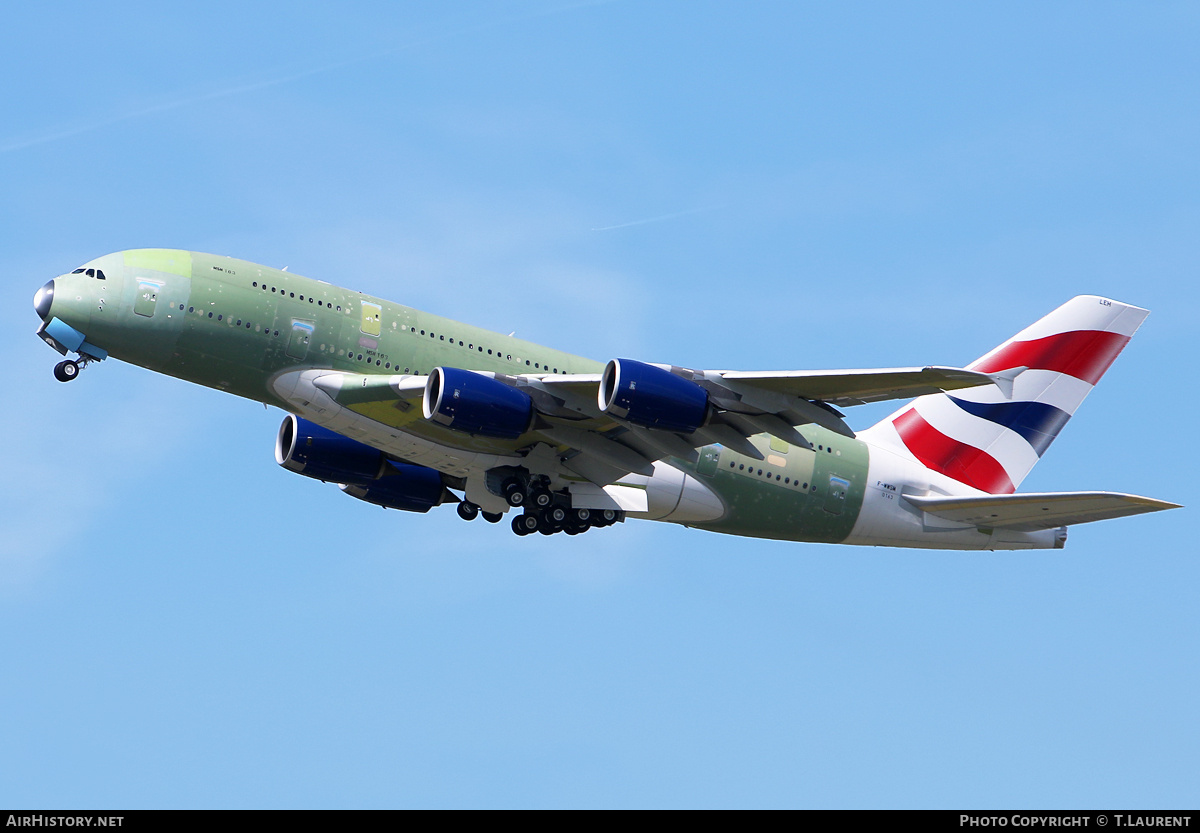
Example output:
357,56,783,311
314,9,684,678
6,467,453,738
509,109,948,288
591,206,719,232
1,68,339,153
1,0,618,155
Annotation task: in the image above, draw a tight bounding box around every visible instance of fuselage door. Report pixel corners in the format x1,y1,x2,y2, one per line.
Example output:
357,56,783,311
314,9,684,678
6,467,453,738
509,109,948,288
360,302,382,336
824,475,850,515
134,280,163,318
286,320,315,360
696,445,720,477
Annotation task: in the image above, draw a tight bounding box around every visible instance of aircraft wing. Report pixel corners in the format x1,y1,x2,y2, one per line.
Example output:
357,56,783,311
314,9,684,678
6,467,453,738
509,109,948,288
709,365,1000,407
903,491,1181,532
289,362,1004,486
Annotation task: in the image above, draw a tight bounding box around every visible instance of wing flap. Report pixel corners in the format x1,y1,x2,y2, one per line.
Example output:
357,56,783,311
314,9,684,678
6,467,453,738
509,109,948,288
539,424,657,476
904,491,1181,532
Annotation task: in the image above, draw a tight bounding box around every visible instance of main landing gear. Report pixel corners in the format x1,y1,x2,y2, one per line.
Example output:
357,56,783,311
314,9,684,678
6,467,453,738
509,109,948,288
455,474,624,538
509,505,621,537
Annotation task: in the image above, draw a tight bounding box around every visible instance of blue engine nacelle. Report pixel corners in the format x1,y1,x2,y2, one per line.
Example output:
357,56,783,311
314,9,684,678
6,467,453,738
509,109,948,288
339,461,447,513
276,415,447,512
276,414,386,484
422,366,534,439
598,358,710,433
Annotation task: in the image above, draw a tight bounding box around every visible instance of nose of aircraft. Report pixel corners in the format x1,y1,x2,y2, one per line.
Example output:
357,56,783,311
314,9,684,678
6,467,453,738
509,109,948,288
34,280,54,321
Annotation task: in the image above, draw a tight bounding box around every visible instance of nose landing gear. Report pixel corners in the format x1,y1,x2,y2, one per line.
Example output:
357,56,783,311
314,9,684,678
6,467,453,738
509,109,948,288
53,360,79,382
52,353,98,382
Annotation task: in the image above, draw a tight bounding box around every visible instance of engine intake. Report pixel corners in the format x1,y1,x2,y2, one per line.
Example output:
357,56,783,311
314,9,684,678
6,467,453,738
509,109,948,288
423,366,533,439
598,358,709,433
277,415,447,512
275,415,386,484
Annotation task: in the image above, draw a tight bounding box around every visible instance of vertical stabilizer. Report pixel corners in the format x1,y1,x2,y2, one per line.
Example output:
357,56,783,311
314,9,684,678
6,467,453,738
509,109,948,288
859,296,1148,494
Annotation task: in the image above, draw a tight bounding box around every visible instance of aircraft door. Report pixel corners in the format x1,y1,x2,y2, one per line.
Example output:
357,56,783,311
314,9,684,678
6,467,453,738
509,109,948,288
824,475,850,515
286,320,315,360
134,280,163,317
696,445,720,477
360,302,381,336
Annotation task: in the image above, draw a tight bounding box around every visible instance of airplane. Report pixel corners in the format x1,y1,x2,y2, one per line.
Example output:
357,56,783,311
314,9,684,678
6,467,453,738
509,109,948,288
32,249,1179,549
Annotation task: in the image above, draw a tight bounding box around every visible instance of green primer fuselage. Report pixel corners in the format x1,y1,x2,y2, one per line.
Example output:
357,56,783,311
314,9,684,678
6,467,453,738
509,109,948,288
52,249,869,543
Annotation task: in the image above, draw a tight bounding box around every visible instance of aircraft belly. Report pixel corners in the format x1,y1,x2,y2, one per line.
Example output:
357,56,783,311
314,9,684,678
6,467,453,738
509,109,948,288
622,463,725,522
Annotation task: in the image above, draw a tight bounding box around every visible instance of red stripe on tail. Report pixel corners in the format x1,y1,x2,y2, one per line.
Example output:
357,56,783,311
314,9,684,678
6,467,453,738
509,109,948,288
893,409,1016,494
970,329,1130,385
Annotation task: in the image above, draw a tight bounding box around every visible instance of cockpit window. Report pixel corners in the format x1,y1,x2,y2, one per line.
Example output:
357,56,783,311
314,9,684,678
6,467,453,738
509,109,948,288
71,268,85,274
95,269,106,280
85,269,95,277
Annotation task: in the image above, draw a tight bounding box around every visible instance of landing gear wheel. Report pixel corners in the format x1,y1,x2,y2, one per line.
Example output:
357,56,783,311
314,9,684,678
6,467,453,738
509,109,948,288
54,360,79,382
598,509,618,526
537,506,566,534
530,488,553,509
481,510,503,524
457,501,480,521
502,478,526,508
572,508,592,524
516,513,540,535
512,515,532,536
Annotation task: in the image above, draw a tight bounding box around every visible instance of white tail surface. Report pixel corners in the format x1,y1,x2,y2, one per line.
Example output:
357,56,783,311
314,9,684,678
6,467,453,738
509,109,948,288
858,296,1148,494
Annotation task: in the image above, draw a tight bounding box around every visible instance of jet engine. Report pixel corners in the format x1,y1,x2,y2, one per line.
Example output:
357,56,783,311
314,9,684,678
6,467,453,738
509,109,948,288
339,461,447,513
422,366,534,439
276,415,449,512
276,414,387,483
598,358,710,433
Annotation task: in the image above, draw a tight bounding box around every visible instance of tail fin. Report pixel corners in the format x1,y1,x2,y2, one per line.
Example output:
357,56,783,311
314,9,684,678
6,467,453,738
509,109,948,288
859,296,1149,494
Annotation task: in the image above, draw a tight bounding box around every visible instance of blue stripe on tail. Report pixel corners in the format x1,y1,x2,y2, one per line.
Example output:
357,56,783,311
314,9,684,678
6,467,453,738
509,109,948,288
946,397,1072,457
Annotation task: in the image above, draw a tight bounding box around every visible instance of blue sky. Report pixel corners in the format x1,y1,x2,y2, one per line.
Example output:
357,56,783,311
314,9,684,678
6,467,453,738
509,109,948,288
2,1,1197,809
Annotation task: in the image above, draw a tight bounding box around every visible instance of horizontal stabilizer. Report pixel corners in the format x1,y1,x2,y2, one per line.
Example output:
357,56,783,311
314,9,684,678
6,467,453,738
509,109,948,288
904,491,1181,532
